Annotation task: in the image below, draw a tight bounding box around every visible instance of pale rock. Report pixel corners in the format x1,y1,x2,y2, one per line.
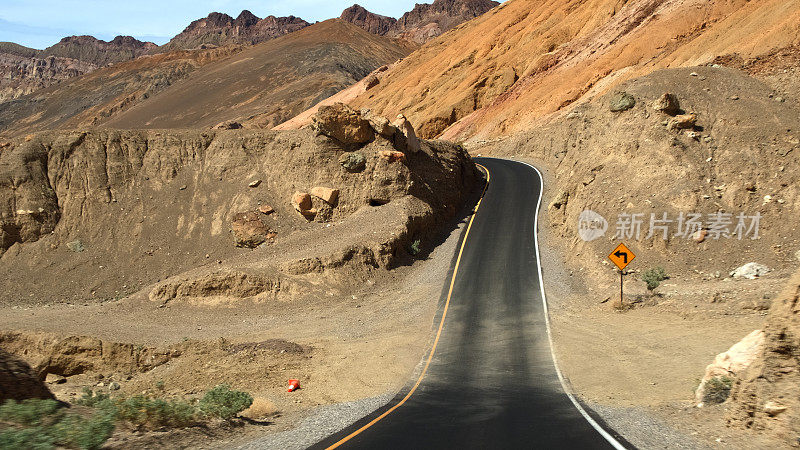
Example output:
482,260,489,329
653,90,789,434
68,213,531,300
310,187,340,204
763,401,787,416
393,114,420,153
692,229,708,243
730,262,770,279
695,329,765,403
668,113,697,130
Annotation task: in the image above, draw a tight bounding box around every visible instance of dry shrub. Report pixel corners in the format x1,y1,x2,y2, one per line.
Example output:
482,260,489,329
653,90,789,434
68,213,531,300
240,397,278,420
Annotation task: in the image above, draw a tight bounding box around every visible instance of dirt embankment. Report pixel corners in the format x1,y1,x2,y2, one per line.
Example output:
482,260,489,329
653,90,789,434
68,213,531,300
0,124,477,306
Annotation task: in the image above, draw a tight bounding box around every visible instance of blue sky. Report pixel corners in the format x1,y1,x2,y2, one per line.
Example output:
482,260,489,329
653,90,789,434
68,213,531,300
0,1,422,49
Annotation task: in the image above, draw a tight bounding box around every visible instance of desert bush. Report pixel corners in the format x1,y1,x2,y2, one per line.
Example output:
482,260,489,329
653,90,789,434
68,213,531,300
75,387,110,408
702,376,733,404
114,395,198,428
198,384,253,420
0,398,114,450
641,266,668,292
0,398,60,426
240,397,278,420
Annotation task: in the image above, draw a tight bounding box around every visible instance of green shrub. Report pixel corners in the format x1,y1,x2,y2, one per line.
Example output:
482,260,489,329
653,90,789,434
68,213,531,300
641,266,668,292
0,399,61,426
114,395,197,428
0,398,114,450
0,426,56,450
198,384,253,420
75,387,110,408
702,376,733,404
51,411,115,450
409,239,421,256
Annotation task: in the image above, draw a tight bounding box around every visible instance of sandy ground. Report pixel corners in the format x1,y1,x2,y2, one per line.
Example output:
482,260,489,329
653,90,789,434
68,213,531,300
0,210,468,448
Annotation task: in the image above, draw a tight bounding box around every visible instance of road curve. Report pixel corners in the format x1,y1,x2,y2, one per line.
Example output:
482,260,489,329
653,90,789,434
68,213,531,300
313,158,627,449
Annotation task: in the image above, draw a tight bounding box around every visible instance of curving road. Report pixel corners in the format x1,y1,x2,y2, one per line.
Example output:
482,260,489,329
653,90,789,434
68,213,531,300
313,158,628,449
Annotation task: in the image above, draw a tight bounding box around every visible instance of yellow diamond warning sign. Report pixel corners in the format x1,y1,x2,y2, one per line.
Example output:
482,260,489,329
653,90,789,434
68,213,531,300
609,242,635,271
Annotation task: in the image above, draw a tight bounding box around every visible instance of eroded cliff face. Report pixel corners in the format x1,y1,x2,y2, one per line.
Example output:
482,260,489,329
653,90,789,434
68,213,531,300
0,127,478,304
0,53,97,103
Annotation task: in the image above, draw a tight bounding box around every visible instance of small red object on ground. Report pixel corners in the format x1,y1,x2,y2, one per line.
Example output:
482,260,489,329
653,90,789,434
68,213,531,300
288,379,300,392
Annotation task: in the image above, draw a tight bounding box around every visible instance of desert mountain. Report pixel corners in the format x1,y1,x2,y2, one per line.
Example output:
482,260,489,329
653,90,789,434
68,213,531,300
0,20,412,136
159,11,310,51
340,5,397,35
345,0,800,139
0,46,244,136
0,36,156,102
100,20,413,130
340,0,499,43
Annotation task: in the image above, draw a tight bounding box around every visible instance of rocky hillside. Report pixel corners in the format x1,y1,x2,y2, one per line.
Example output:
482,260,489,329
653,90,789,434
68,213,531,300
0,105,478,305
482,66,800,284
100,20,414,130
346,0,800,139
340,0,499,43
40,35,157,66
159,11,310,51
0,36,156,103
0,45,244,136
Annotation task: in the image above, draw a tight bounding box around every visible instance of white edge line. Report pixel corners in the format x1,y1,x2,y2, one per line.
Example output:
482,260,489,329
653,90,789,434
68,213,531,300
513,159,628,450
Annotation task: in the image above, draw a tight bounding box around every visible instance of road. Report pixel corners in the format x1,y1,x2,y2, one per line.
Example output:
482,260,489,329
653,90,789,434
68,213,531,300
313,158,627,449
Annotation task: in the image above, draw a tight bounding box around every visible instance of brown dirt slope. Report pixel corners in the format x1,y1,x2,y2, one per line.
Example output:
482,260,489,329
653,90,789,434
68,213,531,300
0,46,243,137
101,20,413,130
483,66,800,285
348,0,800,140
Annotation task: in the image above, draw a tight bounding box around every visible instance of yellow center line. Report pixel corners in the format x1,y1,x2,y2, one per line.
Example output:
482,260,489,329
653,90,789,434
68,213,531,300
325,162,491,449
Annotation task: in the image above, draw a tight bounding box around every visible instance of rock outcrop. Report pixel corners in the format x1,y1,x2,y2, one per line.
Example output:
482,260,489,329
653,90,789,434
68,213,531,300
160,11,310,51
727,269,800,445
0,349,54,402
340,0,499,44
231,211,274,248
340,5,397,35
695,329,765,403
312,103,375,144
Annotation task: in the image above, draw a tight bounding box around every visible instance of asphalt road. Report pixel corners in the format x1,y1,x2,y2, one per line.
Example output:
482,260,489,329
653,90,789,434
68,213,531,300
313,158,627,449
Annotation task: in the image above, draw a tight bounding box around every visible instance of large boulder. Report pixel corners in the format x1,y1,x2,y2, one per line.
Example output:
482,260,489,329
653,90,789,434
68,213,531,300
652,93,680,115
0,349,54,402
291,192,312,212
609,91,636,112
695,329,765,403
393,114,421,153
311,103,374,144
231,211,273,248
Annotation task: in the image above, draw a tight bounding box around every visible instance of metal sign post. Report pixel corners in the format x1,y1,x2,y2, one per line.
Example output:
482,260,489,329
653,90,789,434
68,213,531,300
608,242,635,307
